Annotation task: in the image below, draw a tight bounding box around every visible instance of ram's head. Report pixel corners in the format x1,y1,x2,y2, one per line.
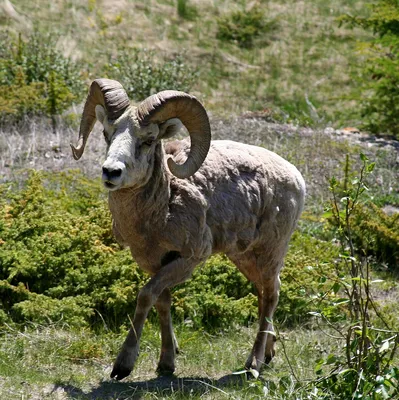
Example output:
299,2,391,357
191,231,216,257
71,79,211,190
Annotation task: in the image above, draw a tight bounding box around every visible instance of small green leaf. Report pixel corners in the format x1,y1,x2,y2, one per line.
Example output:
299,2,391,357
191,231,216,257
322,211,334,219
360,153,368,162
325,354,338,365
332,282,341,293
367,162,375,173
333,298,349,306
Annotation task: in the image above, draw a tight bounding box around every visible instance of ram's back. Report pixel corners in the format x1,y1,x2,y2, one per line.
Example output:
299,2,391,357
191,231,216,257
166,140,306,255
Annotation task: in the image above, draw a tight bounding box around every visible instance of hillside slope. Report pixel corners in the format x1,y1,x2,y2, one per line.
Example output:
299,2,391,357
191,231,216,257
1,0,370,124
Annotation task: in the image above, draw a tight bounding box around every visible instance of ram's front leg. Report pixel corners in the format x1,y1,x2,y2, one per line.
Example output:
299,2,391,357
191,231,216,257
110,257,197,381
155,288,179,375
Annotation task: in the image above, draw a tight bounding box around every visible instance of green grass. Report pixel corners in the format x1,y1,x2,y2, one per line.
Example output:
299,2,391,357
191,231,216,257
0,323,345,399
1,0,373,127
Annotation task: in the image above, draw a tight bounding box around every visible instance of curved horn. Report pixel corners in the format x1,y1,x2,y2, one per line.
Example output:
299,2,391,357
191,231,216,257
136,91,211,179
70,79,130,160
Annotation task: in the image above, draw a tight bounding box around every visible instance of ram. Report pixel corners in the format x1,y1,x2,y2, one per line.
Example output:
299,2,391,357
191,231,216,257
71,79,306,380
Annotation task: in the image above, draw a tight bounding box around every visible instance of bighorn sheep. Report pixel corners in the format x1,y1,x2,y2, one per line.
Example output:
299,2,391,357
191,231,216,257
71,79,306,380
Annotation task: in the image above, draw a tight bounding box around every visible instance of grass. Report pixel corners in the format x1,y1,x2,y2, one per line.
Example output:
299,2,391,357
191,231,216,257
0,322,344,399
1,0,373,126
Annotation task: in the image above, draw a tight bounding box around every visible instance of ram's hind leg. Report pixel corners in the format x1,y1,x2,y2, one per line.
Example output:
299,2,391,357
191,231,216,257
229,252,281,373
245,275,280,372
155,288,179,375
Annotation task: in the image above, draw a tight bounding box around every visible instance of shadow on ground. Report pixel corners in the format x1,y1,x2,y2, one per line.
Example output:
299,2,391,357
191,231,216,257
59,374,248,399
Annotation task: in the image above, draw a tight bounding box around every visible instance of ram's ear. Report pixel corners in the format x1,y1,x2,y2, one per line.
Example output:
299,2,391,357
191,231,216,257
158,118,183,139
95,104,106,125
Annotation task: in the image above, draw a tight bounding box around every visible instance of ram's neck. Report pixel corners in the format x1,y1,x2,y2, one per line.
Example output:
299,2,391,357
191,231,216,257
108,144,170,242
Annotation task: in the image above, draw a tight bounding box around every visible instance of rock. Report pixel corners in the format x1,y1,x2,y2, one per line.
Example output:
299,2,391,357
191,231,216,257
382,205,399,216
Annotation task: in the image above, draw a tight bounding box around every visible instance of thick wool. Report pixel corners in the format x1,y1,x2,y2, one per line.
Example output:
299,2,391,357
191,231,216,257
110,139,305,274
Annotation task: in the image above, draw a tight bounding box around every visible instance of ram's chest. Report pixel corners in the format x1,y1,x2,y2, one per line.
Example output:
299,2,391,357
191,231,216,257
112,212,167,272
108,183,211,269
108,198,167,269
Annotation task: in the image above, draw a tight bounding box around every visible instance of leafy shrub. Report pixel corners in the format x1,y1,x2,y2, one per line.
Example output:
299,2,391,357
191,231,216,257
0,72,47,118
351,202,399,269
313,153,399,400
0,170,340,331
0,30,84,123
340,1,399,138
0,171,142,328
278,232,340,326
104,49,198,101
325,154,399,270
216,7,277,48
173,254,257,329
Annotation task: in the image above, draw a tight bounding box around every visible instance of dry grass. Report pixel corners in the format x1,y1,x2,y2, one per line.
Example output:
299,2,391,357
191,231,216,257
1,115,397,216
0,322,342,400
2,0,372,124
0,118,106,184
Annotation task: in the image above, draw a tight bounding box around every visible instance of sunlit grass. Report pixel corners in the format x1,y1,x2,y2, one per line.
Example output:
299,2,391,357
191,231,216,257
0,322,343,399
1,0,372,125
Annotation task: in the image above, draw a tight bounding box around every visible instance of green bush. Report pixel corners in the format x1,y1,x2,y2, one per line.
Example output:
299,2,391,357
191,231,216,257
173,254,257,329
351,202,399,269
0,171,142,328
312,152,399,400
340,1,399,138
104,49,198,101
0,171,340,331
0,71,47,117
324,154,399,270
216,7,277,48
0,30,84,122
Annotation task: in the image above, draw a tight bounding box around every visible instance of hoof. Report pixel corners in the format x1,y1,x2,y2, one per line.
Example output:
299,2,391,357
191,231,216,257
110,365,132,381
245,355,261,373
156,362,175,376
110,348,138,381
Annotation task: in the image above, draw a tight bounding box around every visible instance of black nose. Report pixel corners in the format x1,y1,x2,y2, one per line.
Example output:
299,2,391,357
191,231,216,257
102,166,122,180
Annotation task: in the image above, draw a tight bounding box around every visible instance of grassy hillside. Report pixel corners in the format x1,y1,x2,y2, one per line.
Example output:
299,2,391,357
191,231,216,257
1,1,399,399
2,0,371,125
